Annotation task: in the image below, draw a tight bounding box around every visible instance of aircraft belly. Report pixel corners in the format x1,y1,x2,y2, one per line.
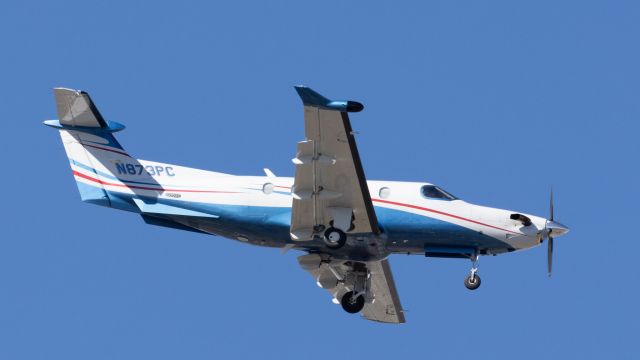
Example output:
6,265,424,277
175,204,292,247
103,188,293,247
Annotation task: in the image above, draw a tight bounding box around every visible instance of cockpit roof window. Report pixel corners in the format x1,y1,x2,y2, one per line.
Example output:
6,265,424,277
421,185,458,201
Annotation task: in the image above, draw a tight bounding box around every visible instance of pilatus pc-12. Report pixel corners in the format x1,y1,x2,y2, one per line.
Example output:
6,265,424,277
45,87,569,323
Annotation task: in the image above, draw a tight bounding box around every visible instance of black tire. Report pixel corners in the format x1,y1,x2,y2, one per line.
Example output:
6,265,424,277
340,291,365,313
464,274,481,290
323,227,347,249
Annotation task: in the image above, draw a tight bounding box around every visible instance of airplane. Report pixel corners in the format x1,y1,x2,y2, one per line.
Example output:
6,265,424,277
45,86,569,324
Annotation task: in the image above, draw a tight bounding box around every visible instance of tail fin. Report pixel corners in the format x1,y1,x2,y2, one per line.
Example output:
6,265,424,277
54,87,109,128
45,88,131,207
47,88,125,132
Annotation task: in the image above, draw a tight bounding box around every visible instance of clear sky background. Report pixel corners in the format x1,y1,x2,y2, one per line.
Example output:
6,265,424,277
1,1,638,359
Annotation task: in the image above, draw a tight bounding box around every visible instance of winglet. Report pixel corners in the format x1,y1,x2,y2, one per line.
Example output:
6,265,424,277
294,86,364,112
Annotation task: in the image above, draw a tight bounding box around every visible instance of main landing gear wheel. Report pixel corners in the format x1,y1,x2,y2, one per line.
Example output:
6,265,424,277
464,274,481,290
340,291,365,314
323,227,346,249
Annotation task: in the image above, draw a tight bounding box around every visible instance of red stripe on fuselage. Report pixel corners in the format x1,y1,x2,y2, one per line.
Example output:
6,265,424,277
72,170,239,194
372,198,521,235
75,168,517,234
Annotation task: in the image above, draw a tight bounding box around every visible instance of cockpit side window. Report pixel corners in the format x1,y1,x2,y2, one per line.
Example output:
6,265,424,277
421,185,458,200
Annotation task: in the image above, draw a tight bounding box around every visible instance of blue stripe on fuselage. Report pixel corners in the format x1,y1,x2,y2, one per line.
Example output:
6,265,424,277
374,206,507,250
70,159,118,180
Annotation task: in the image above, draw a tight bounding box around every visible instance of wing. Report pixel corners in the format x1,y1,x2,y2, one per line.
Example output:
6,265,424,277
361,259,405,323
298,254,405,324
290,86,380,240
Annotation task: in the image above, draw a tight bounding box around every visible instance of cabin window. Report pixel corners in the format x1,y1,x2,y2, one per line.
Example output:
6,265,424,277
421,185,457,200
379,187,391,199
263,183,274,194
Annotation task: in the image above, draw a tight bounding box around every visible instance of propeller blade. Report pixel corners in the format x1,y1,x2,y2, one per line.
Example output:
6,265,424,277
547,236,554,277
549,187,554,221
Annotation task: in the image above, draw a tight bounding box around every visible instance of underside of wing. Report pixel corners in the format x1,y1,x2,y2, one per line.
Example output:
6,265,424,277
298,254,405,324
290,86,379,241
361,259,405,323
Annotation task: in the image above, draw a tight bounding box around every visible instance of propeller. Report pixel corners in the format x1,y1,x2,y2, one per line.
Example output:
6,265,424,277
543,187,569,277
547,188,554,277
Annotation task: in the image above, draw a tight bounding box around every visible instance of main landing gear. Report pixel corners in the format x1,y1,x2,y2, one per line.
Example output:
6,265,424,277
337,262,369,314
340,291,365,313
323,227,347,249
464,254,481,290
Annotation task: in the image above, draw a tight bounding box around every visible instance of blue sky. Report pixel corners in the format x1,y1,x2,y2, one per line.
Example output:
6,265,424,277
1,1,639,358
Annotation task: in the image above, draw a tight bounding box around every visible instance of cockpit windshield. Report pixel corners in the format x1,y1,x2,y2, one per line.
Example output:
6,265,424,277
421,185,458,200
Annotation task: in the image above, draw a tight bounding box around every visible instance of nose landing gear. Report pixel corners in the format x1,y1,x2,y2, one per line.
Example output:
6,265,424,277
464,253,481,290
464,273,481,290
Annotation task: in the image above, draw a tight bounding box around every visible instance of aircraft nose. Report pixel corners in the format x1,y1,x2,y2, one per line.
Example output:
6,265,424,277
546,220,569,237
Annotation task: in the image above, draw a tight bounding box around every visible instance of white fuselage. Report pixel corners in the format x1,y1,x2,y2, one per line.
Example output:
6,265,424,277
63,131,548,259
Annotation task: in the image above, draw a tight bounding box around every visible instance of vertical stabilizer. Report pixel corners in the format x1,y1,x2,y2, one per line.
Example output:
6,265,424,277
45,88,131,208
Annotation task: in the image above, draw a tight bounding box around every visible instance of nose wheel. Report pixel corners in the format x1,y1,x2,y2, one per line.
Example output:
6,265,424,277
464,273,481,290
464,253,481,290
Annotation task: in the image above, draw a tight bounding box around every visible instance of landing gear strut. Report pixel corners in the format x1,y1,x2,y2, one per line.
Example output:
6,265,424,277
464,253,481,290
